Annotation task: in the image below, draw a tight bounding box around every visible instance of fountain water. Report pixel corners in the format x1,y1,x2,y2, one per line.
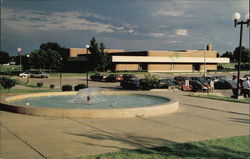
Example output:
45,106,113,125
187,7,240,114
1,89,178,118
69,88,105,104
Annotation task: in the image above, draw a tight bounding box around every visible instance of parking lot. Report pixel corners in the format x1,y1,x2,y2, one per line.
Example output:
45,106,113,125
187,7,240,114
13,71,249,91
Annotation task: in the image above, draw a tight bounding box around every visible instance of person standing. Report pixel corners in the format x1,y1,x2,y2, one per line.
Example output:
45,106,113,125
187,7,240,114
231,75,238,98
242,78,250,97
209,79,215,93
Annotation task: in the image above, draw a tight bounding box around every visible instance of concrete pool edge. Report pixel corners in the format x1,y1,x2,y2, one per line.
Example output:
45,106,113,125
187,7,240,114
0,91,179,118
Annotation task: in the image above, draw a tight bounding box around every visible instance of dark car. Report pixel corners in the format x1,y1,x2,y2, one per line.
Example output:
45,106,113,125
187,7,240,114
90,73,107,81
120,79,140,90
190,77,210,87
174,76,192,85
159,78,177,88
214,79,232,89
29,71,49,78
122,74,137,80
189,80,208,92
105,74,123,82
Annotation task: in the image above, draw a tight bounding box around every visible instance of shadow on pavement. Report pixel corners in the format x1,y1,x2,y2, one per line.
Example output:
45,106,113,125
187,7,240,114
65,129,176,150
229,117,250,124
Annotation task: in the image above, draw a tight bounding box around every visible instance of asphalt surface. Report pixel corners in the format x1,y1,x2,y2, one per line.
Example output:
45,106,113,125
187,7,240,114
0,73,249,159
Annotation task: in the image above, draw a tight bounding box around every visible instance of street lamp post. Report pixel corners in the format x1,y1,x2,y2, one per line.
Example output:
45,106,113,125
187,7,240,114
232,12,250,98
204,45,206,76
17,48,22,71
60,58,63,90
85,44,90,88
26,54,30,84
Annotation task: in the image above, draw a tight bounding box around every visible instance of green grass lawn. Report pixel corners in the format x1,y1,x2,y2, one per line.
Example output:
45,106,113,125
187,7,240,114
0,65,21,72
0,88,60,93
49,71,148,77
190,94,250,104
76,136,250,159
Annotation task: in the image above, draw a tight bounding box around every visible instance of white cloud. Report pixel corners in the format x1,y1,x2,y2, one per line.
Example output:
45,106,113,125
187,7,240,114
2,8,135,34
148,32,165,38
153,1,192,17
175,29,188,36
154,9,184,17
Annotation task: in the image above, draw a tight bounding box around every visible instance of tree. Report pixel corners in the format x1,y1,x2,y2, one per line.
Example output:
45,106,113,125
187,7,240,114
233,46,250,62
88,38,111,72
30,49,46,70
0,76,17,92
40,42,68,59
0,51,10,64
220,51,235,62
97,42,110,72
30,49,61,72
39,42,68,70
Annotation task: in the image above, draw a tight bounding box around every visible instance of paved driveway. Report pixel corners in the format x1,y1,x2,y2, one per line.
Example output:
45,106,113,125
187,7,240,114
0,90,249,159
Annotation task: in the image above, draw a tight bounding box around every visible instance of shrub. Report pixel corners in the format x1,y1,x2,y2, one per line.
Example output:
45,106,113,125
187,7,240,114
74,84,87,91
0,76,17,92
50,84,55,89
140,74,160,90
36,82,43,87
62,85,72,91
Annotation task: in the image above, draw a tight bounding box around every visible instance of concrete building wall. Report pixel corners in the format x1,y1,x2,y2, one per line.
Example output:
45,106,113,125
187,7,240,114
174,64,193,70
69,48,124,57
148,64,172,72
115,64,139,71
200,64,217,71
147,50,217,58
69,48,87,57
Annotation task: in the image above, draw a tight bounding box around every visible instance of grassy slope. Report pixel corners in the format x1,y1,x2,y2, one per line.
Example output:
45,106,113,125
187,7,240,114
77,136,250,159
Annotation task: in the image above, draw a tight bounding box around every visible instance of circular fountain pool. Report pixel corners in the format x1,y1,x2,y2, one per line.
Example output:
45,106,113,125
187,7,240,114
1,91,178,118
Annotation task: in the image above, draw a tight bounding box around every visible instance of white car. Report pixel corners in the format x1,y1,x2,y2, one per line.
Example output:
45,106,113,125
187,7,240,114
19,72,30,78
29,71,49,78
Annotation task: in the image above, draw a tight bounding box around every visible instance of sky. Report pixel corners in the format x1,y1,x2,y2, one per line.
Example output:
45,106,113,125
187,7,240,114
1,0,249,56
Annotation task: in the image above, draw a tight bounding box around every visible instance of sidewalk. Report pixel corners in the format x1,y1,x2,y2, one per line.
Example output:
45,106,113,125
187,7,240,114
0,91,249,159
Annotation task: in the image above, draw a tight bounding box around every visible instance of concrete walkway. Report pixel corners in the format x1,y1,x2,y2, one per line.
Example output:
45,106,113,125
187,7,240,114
0,90,249,159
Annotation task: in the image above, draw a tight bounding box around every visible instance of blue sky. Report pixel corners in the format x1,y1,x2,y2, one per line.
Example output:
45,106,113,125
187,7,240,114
1,0,249,56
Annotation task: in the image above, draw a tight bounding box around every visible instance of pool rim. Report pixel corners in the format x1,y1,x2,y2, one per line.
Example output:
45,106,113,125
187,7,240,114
0,91,179,118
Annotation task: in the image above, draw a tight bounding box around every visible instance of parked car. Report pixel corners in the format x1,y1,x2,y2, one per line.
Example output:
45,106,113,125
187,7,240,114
120,79,140,89
19,72,30,78
189,80,209,92
105,74,123,82
190,77,210,88
214,79,232,89
159,78,177,89
90,73,108,81
212,76,230,81
122,74,137,80
29,71,49,78
174,76,192,85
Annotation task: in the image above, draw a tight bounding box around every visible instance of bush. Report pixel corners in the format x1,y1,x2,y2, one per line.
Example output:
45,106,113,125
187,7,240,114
140,74,160,90
50,84,55,89
62,85,72,91
36,82,43,87
74,84,87,91
0,76,17,91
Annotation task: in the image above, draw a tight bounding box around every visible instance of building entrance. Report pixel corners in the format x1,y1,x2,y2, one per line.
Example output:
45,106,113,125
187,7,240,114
193,64,200,71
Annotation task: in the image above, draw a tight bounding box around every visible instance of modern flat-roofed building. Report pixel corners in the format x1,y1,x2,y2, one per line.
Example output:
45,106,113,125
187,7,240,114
66,45,229,72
